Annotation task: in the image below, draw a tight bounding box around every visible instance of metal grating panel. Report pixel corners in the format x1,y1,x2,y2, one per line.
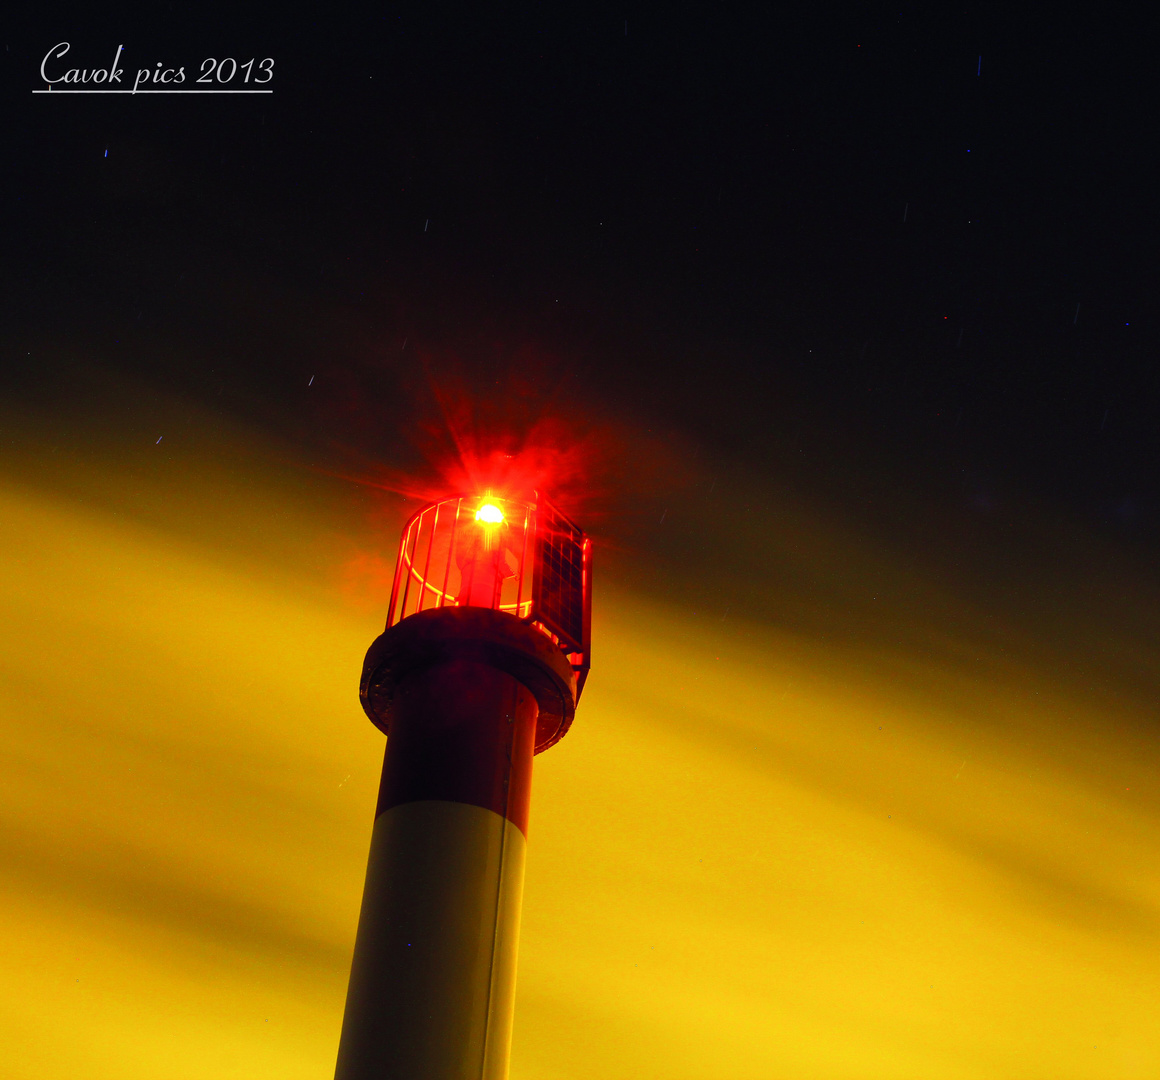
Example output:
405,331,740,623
534,503,585,650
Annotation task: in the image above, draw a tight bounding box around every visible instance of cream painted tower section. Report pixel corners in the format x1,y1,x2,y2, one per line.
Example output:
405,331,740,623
335,800,528,1080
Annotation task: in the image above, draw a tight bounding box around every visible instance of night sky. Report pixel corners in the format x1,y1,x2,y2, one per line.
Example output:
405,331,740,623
7,6,1159,524
3,6,1160,1078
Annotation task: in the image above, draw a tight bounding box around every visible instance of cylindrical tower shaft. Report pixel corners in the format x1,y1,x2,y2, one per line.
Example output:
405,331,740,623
336,489,589,1080
335,659,538,1080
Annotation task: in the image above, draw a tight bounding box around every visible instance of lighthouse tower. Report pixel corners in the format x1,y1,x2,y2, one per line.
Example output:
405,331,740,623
334,493,591,1080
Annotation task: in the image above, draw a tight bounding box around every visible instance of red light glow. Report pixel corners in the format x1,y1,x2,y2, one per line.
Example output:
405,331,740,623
475,502,505,524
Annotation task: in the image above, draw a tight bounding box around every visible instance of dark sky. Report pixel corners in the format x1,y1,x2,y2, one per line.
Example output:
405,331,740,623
4,4,1158,549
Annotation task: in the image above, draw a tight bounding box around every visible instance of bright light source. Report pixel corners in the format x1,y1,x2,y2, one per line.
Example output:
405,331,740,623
475,503,505,524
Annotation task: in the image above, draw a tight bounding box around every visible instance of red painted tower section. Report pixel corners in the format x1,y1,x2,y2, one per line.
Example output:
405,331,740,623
334,494,591,1080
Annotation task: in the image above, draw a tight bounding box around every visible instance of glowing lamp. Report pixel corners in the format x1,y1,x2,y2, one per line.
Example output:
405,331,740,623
377,492,590,711
335,492,592,1080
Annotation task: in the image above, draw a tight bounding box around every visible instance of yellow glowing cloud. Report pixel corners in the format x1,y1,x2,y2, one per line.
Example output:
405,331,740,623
1,404,1158,1078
